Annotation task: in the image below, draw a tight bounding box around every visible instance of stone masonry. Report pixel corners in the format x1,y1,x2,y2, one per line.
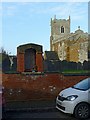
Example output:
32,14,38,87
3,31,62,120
50,15,88,63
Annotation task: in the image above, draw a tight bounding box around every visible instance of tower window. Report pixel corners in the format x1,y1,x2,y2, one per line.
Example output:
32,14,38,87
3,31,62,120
61,26,64,33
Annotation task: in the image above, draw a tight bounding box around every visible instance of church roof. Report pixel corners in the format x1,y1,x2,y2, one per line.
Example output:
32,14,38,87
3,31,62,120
44,51,59,60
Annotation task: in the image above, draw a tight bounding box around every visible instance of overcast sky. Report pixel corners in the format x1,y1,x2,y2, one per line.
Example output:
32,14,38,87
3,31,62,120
0,1,89,55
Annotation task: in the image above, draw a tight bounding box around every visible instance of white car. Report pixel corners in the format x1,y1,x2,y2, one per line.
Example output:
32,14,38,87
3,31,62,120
56,78,90,119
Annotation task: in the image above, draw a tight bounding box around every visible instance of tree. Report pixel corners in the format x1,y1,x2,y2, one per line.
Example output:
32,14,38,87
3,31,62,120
0,47,7,54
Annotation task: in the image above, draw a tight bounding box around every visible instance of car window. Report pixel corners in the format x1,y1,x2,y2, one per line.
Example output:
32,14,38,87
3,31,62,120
73,78,90,91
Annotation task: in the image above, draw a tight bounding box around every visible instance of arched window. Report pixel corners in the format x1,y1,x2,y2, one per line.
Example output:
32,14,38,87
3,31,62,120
61,26,64,33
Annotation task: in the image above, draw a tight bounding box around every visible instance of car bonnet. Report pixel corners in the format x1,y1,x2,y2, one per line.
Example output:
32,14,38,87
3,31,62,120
59,87,86,97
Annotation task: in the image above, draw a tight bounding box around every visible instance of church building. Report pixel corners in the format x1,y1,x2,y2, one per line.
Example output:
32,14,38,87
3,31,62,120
50,15,88,63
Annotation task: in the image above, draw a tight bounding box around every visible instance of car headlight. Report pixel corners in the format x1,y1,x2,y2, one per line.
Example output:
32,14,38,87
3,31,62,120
66,95,78,101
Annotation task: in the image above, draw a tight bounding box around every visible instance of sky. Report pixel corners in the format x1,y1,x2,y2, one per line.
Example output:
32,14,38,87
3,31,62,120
0,1,89,55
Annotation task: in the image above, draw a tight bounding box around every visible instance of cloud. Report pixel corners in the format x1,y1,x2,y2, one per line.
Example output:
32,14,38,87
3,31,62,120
2,2,87,20
16,2,87,24
48,2,88,21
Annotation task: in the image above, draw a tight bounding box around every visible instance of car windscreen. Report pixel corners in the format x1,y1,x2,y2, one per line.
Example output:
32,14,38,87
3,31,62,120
72,78,90,91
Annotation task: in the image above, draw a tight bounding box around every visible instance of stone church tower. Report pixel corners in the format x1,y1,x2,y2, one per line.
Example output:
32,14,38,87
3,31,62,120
50,15,70,51
50,15,88,63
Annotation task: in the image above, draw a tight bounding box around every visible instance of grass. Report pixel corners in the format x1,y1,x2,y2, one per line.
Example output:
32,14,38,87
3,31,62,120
62,70,90,74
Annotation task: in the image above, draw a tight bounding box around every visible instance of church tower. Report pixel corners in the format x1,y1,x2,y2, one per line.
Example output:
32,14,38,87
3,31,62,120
50,15,70,51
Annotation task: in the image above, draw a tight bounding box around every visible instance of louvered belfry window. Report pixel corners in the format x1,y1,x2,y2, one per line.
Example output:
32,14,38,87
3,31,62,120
61,26,64,33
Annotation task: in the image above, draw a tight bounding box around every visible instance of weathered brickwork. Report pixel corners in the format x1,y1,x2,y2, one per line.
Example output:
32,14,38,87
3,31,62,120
17,43,43,72
17,53,24,72
36,53,43,72
2,73,88,101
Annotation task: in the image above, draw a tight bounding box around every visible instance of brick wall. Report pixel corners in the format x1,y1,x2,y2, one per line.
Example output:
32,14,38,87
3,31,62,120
36,53,43,72
17,44,43,72
17,53,24,72
2,73,88,101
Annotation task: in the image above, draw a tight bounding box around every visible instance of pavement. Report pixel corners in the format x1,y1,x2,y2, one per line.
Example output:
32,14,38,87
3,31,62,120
5,99,56,112
4,100,90,120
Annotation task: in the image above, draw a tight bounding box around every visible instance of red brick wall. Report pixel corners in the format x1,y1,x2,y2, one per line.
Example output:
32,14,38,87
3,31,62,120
17,53,24,72
17,52,43,72
2,73,88,101
36,53,43,72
